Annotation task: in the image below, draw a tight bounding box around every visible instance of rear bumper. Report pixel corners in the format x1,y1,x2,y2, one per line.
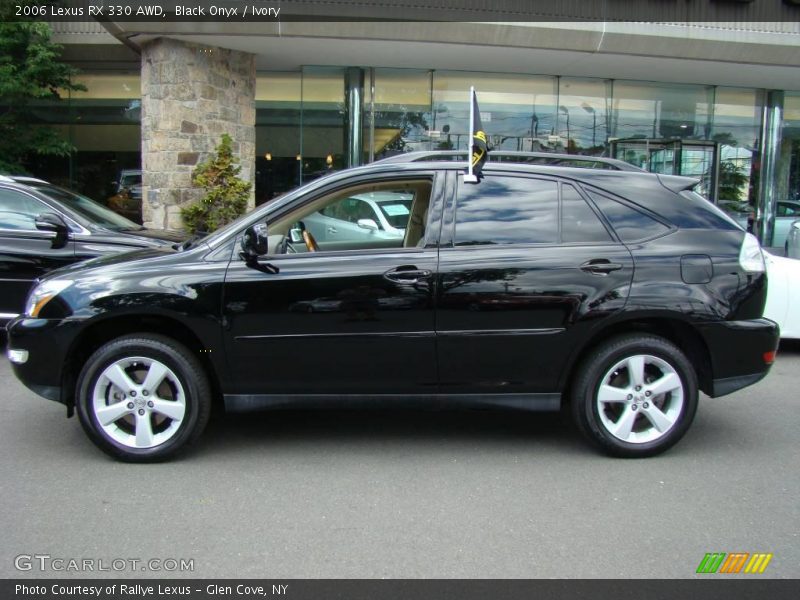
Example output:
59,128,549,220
698,318,780,398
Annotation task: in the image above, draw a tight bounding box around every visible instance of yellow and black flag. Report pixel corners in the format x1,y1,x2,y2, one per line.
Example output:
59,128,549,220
468,88,489,182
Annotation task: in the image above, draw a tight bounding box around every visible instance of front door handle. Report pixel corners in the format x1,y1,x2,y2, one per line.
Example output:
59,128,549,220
383,265,432,284
580,259,623,275
327,226,337,235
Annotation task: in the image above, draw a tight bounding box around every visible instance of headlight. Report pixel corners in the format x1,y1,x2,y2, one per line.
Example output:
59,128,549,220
25,279,73,317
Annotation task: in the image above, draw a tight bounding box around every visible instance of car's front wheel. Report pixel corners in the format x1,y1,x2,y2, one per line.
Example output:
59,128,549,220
76,334,211,462
571,334,698,458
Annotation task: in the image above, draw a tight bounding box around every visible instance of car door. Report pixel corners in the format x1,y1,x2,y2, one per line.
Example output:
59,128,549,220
436,175,634,395
0,186,75,319
221,172,444,396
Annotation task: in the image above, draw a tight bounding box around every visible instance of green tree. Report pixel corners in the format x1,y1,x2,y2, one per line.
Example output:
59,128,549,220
718,160,749,202
181,134,252,234
0,1,86,172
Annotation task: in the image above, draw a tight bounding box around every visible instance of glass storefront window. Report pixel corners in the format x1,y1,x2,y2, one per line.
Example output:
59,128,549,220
369,69,432,159
300,67,346,184
256,73,301,203
557,78,612,154
24,73,142,206
431,72,557,154
778,93,799,206
14,64,794,237
710,87,762,209
611,81,712,144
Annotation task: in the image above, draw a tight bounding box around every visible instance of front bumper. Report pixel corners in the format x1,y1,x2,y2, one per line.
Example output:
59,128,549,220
697,318,780,398
5,315,82,405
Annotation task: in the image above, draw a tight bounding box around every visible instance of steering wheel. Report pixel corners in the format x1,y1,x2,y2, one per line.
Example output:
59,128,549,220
302,229,319,252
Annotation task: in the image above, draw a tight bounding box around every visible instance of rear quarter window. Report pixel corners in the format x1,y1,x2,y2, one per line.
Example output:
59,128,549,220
585,189,671,242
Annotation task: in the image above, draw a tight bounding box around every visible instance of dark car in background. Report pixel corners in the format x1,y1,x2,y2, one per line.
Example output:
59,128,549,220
5,153,778,462
0,176,185,326
106,169,144,224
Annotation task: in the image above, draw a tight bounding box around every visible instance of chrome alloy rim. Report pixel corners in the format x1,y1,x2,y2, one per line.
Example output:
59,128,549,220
91,357,186,449
596,354,684,444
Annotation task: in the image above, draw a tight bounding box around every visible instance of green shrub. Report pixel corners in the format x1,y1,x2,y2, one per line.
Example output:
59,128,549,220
181,134,252,234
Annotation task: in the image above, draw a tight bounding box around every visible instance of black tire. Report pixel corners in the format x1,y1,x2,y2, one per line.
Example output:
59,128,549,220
570,334,698,458
76,334,212,462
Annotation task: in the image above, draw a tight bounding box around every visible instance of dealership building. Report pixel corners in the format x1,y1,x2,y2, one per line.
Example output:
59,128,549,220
33,2,800,246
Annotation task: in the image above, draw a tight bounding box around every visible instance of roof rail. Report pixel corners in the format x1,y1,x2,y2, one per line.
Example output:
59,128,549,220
375,150,644,172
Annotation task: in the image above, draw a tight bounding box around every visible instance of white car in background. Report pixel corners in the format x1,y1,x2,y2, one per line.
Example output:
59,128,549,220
764,252,800,339
774,201,800,250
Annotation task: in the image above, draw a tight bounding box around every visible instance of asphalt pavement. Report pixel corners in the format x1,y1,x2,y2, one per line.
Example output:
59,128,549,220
1,340,798,579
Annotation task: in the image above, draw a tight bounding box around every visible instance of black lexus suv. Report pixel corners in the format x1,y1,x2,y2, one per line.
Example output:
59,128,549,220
5,152,779,461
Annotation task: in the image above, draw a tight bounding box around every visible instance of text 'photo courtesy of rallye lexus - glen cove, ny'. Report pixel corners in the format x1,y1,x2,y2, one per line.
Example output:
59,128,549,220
5,90,780,463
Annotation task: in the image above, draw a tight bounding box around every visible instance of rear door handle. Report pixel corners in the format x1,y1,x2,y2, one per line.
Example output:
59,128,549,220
383,265,432,284
580,259,623,275
327,226,337,235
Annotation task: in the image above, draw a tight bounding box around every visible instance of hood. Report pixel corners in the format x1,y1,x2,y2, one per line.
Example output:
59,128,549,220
122,227,187,244
89,226,188,246
44,246,185,281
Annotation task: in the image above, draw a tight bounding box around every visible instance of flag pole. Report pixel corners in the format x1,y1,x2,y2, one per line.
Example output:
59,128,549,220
464,86,477,183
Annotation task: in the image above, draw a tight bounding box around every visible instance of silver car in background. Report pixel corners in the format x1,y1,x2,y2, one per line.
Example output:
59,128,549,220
301,191,413,251
786,219,800,258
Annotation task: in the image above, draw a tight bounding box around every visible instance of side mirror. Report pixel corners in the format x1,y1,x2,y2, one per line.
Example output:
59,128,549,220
241,222,270,257
240,222,279,275
35,213,69,249
357,218,379,232
289,227,304,244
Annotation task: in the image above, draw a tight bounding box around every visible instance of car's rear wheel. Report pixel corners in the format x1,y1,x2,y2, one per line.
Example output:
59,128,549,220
571,334,698,458
76,334,211,462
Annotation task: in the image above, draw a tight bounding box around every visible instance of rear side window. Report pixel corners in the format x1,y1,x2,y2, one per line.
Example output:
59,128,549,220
454,176,558,246
561,184,613,243
585,189,671,242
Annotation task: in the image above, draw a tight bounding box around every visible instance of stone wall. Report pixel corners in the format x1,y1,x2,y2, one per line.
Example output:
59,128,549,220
140,38,256,230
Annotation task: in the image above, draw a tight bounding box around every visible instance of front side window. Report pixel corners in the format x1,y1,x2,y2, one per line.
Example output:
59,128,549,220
269,179,432,253
454,176,559,246
0,188,50,231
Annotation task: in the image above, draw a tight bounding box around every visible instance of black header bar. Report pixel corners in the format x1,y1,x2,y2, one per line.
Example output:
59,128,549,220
4,579,800,600
8,0,800,23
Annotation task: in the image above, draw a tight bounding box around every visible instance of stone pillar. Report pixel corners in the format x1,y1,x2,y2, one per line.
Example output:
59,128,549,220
140,38,256,230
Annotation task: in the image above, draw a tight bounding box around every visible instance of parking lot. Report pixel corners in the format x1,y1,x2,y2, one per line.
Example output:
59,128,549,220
1,340,798,579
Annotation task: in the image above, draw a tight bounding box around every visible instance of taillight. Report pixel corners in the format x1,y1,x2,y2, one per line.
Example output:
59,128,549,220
739,232,765,274
763,350,777,365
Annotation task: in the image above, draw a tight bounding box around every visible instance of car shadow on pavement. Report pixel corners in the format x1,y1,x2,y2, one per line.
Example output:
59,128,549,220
199,406,584,458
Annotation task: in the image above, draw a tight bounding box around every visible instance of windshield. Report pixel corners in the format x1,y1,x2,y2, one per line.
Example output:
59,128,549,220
120,173,142,188
30,184,143,231
376,199,412,229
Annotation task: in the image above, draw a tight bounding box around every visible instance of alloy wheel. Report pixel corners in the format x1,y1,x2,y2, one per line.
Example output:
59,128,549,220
92,356,187,449
595,354,685,444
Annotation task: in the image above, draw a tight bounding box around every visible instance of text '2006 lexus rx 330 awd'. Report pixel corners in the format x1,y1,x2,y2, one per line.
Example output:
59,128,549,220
6,152,779,461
